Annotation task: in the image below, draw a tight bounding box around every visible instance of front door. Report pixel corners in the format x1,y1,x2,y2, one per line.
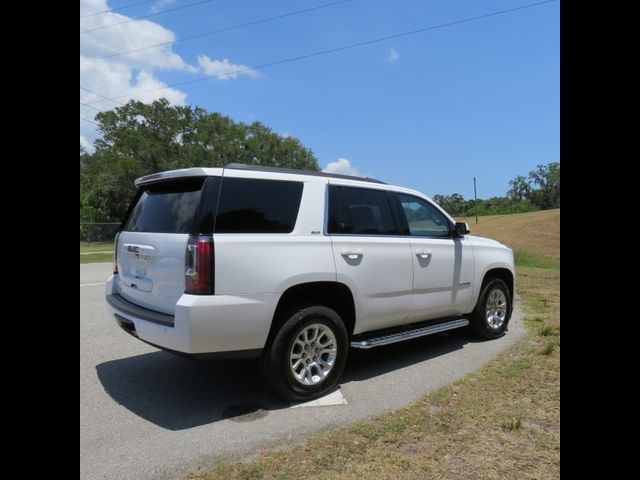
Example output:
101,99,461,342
395,193,474,323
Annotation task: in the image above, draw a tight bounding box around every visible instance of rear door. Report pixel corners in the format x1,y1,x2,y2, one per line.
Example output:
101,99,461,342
393,192,474,322
328,184,413,333
116,176,219,314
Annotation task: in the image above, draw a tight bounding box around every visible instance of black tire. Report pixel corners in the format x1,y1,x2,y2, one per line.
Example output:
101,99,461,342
470,278,512,340
260,305,348,402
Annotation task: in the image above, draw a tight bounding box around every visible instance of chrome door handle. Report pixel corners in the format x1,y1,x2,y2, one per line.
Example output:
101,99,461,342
341,250,363,259
415,250,431,259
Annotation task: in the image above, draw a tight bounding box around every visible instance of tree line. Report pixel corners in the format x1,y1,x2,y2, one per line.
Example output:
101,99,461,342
80,99,319,223
432,162,560,217
81,99,559,224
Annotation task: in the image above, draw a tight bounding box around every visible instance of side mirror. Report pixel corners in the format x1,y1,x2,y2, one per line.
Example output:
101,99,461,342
453,222,470,236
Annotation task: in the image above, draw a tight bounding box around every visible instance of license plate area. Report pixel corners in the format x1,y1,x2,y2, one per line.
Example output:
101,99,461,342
122,244,156,292
130,253,152,278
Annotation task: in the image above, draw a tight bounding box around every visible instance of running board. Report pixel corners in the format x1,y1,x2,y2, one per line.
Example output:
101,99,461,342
350,318,470,349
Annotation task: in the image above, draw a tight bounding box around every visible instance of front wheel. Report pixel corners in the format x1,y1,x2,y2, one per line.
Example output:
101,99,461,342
260,306,348,402
470,278,512,339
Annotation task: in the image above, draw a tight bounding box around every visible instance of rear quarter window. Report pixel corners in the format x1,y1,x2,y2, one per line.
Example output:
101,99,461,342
328,185,399,235
215,177,303,234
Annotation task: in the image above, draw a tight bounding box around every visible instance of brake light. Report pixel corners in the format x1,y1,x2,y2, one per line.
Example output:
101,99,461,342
185,235,213,295
113,232,120,274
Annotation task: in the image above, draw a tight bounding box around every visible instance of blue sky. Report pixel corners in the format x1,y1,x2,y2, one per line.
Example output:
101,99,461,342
80,0,559,198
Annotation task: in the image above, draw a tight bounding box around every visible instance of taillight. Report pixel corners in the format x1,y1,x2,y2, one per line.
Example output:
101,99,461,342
113,231,120,274
185,235,213,295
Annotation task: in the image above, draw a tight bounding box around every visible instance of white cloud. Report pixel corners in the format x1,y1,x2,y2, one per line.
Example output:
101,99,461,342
80,0,258,147
151,0,175,14
323,158,360,176
80,0,192,145
197,55,259,80
80,59,187,105
388,47,399,63
80,1,186,69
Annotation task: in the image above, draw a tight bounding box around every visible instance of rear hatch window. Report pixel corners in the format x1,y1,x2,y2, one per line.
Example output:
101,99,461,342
124,177,205,233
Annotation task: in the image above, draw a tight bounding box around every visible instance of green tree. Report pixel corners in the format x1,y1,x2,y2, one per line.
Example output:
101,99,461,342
432,193,467,215
81,99,319,222
505,163,560,210
528,162,560,209
507,175,532,202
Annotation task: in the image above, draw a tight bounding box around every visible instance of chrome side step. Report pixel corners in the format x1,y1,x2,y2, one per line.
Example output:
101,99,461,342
350,318,470,349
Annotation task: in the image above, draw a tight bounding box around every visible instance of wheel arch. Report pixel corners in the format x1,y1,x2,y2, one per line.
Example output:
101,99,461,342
266,281,356,348
481,267,514,302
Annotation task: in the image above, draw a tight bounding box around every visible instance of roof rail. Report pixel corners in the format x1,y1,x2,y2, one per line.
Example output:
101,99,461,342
224,163,386,185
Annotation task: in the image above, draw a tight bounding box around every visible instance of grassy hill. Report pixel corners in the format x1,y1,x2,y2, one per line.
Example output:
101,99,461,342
459,209,560,270
458,209,560,258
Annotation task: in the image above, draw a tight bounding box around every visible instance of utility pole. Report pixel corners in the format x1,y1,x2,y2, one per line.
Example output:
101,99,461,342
473,177,478,224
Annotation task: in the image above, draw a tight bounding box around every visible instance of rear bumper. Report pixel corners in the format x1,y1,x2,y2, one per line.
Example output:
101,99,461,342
105,274,277,356
107,293,174,327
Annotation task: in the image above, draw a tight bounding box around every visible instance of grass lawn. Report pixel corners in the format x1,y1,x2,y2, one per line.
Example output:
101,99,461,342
80,253,113,264
459,209,560,263
80,242,113,264
80,242,113,253
186,209,560,480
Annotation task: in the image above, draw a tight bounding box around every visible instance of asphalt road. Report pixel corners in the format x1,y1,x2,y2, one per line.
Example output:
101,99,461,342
80,263,525,480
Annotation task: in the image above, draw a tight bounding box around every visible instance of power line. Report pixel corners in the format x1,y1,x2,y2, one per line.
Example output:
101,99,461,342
80,102,104,112
80,116,100,126
82,0,556,106
80,0,157,19
80,0,218,35
80,86,125,106
80,0,355,65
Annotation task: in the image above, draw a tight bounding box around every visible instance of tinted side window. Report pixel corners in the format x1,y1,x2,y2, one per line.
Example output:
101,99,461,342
396,193,451,237
123,177,205,233
328,186,399,235
194,176,221,234
215,177,303,233
328,185,349,233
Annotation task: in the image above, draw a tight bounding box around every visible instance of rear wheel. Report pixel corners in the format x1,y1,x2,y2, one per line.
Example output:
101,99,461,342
470,278,512,339
260,305,348,402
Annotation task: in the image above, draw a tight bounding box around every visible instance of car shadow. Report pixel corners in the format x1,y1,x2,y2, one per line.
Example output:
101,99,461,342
343,326,479,382
96,327,482,431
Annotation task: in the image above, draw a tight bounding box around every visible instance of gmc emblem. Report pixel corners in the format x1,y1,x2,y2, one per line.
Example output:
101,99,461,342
127,245,139,254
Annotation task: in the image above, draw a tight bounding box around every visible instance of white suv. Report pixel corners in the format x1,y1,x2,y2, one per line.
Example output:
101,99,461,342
106,164,514,401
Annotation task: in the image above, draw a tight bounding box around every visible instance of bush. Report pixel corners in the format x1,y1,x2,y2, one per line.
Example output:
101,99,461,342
462,199,538,217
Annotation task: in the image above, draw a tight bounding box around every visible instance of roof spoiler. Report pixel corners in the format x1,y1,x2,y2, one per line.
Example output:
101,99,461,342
134,168,214,187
